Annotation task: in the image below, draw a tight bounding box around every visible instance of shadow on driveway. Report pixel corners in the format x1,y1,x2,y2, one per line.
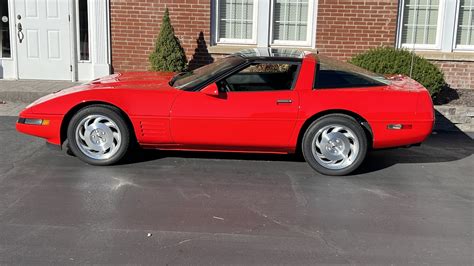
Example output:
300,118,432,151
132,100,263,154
355,131,473,174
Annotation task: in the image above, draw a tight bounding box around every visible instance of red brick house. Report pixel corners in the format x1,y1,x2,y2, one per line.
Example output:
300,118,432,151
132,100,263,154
0,0,473,91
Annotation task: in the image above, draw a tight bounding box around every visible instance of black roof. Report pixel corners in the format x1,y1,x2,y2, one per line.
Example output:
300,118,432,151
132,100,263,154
234,48,307,61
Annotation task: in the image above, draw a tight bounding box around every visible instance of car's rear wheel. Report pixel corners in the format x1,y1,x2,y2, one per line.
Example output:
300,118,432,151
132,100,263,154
67,105,130,165
302,114,367,176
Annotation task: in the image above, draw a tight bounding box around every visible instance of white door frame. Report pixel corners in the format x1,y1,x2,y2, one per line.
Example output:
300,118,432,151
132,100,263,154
10,0,75,81
75,0,111,81
1,0,19,79
69,0,77,81
7,0,111,81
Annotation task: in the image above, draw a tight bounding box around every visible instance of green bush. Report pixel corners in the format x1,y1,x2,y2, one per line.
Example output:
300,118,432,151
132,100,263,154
350,47,445,96
149,8,187,72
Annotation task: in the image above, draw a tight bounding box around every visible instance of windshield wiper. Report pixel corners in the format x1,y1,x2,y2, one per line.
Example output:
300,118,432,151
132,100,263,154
169,71,188,86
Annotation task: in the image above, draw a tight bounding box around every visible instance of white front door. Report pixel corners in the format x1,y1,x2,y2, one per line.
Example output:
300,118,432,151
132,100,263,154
15,0,71,80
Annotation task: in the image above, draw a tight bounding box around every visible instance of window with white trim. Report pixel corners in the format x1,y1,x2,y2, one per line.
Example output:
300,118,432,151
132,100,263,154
400,0,441,48
78,0,90,61
214,0,316,47
217,0,257,44
398,0,474,51
456,0,474,47
272,0,311,45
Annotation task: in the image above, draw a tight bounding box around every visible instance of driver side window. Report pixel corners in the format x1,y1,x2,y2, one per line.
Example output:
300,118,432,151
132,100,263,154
219,62,299,92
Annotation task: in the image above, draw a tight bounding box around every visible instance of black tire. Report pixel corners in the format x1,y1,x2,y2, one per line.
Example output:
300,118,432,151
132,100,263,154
302,114,367,176
67,105,130,165
62,140,75,157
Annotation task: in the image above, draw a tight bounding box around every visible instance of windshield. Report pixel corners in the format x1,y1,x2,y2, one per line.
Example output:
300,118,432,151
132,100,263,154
172,56,246,90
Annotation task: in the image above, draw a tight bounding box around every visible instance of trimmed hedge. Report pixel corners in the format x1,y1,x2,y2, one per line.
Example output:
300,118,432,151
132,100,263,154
350,47,446,96
149,8,187,72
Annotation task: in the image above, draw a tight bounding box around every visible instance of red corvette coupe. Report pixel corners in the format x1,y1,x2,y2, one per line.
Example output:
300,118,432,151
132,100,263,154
17,49,434,175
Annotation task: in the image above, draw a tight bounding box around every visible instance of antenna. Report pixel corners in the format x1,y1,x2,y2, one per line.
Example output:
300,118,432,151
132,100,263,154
409,1,419,79
409,36,417,79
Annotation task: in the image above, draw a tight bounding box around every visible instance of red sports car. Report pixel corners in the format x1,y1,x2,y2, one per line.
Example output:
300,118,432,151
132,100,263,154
17,49,434,175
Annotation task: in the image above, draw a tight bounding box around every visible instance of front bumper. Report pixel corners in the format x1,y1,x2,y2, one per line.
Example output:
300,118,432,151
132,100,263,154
16,114,63,145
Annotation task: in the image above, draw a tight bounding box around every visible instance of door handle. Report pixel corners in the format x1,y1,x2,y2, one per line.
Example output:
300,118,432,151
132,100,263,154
17,22,24,43
276,99,293,104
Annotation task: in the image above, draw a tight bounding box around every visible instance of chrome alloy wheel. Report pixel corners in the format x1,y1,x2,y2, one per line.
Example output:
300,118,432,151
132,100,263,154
75,115,122,160
311,124,360,170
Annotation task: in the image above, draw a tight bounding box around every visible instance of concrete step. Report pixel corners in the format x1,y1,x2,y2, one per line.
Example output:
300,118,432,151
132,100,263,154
0,80,79,103
0,91,53,104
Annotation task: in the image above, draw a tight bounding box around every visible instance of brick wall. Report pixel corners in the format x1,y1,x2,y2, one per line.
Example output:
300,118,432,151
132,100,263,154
110,0,212,73
110,0,400,72
315,0,399,60
109,0,474,91
432,60,474,90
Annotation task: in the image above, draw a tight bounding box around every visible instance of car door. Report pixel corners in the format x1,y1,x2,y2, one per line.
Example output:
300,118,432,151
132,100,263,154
170,62,300,151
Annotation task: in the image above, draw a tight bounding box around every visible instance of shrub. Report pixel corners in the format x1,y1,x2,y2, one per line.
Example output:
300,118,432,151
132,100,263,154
149,8,187,72
349,47,445,96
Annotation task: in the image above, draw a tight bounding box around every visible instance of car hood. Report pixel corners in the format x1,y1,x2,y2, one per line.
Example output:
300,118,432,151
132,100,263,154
26,72,178,109
71,71,177,93
87,71,176,88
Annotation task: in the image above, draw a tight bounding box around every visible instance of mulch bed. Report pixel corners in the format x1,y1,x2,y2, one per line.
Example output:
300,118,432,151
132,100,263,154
433,88,473,107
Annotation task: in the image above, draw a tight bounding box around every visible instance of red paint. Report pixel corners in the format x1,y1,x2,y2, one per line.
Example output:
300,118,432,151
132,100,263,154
17,53,434,153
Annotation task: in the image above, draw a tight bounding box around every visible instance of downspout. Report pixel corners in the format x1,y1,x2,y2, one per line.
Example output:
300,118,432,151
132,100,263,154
106,0,112,74
394,0,402,48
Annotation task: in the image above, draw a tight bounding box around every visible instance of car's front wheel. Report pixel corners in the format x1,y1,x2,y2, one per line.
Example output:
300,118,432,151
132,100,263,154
302,114,367,176
67,105,130,165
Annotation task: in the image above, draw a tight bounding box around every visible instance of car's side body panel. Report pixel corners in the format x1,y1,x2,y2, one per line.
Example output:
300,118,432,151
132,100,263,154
293,86,433,150
168,89,299,151
18,72,181,146
162,55,319,152
287,54,433,151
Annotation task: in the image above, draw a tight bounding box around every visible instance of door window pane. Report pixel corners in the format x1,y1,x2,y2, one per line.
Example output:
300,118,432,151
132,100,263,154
218,0,254,41
222,62,299,92
0,0,11,58
78,0,89,61
401,0,439,45
457,0,474,46
273,0,309,42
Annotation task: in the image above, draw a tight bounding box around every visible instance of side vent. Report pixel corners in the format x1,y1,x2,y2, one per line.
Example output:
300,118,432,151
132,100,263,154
139,119,171,143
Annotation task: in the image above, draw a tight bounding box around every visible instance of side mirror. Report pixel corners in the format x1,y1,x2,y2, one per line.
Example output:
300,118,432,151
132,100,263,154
201,83,219,97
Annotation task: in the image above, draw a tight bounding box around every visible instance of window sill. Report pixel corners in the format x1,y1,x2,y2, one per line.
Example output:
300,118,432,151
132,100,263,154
208,45,319,55
415,51,474,62
208,45,257,54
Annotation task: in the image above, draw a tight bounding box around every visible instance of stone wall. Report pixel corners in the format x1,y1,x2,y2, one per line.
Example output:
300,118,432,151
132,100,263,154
435,106,474,132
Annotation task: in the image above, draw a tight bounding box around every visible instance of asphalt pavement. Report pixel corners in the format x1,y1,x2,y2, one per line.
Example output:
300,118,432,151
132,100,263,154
0,116,473,264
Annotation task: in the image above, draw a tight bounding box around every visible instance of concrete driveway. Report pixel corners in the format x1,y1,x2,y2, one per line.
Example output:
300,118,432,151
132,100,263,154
0,116,473,264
